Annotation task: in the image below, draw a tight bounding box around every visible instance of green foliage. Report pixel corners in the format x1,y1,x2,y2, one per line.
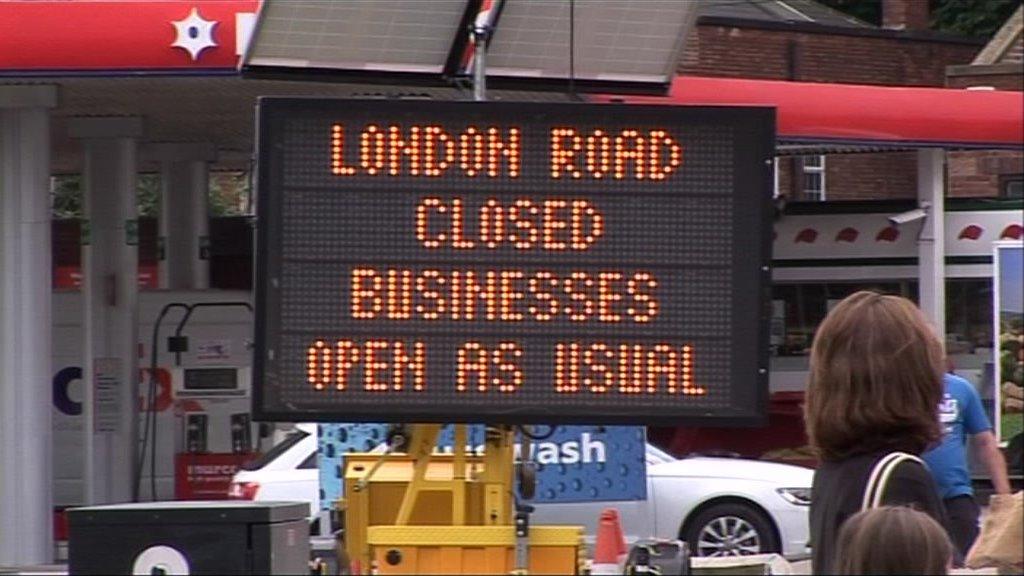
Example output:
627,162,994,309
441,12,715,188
51,175,83,219
51,173,159,218
930,0,1020,38
1004,415,1023,443
209,171,251,217
819,0,882,26
819,0,1019,37
50,171,251,219
137,173,160,218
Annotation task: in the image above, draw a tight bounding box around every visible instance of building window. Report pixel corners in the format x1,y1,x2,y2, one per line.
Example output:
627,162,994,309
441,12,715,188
770,281,914,357
1002,175,1023,199
801,155,826,201
946,278,993,354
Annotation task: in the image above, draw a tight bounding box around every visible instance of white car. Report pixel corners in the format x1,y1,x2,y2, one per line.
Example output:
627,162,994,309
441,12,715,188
228,424,321,507
229,426,811,558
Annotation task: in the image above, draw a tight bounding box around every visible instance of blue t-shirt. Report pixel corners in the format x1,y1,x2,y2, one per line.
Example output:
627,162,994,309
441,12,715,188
922,373,992,499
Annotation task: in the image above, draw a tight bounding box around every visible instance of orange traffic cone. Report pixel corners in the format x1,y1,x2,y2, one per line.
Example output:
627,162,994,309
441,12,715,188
592,508,627,575
612,509,627,558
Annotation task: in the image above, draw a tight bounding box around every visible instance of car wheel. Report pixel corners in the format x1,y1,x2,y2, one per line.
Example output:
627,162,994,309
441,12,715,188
684,503,780,557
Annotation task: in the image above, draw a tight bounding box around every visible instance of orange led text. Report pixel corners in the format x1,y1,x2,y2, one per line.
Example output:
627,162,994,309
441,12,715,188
554,342,703,395
456,341,523,393
306,339,426,392
550,128,682,180
415,196,604,250
349,267,658,323
331,124,520,178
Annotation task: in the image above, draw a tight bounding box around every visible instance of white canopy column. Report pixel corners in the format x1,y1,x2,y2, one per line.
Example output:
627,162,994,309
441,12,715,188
0,84,57,565
917,148,947,339
69,116,143,505
150,143,216,289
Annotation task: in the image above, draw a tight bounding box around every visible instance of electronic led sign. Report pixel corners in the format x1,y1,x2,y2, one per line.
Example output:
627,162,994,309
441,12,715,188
254,99,774,425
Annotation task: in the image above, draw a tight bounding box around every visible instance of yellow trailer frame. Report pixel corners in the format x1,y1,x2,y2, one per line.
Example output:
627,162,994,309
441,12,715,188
338,425,584,575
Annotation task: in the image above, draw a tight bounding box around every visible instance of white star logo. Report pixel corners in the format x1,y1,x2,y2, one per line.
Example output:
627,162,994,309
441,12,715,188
171,7,218,61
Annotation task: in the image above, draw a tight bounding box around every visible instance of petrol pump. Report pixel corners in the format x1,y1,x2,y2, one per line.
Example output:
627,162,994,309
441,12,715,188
170,365,261,500
171,366,254,453
136,299,262,501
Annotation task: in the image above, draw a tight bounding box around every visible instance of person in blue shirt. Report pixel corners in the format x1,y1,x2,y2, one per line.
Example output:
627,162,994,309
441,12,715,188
922,372,1011,561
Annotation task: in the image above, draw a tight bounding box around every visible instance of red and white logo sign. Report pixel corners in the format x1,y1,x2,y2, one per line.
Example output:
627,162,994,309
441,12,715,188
171,7,219,61
0,1,257,71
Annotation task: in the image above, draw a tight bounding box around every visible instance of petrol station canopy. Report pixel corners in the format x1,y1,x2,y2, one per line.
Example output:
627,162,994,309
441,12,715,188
593,75,1024,151
0,0,1020,175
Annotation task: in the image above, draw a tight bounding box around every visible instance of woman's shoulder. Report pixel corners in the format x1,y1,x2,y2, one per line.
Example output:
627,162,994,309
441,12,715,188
813,453,880,496
887,455,933,483
815,451,922,490
880,457,944,516
815,452,940,513
819,451,888,473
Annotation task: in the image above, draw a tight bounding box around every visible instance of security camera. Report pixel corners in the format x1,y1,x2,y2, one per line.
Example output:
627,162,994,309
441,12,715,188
888,203,930,226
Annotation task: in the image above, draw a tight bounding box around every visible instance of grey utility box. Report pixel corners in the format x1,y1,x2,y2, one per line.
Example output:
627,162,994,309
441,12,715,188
68,501,309,575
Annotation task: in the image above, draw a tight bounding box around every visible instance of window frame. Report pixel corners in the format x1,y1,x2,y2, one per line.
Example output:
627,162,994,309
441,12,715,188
801,155,826,202
1000,174,1022,199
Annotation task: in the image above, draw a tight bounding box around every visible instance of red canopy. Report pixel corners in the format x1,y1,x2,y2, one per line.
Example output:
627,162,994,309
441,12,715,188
591,75,1024,149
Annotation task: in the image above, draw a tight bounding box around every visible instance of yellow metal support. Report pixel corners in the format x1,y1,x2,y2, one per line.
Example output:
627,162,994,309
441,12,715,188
452,424,467,526
395,424,442,525
481,425,514,525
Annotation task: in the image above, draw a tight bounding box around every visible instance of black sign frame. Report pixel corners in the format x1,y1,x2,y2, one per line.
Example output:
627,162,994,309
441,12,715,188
254,98,774,426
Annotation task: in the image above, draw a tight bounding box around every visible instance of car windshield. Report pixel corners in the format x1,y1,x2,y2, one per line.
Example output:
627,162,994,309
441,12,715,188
240,428,309,471
645,443,677,465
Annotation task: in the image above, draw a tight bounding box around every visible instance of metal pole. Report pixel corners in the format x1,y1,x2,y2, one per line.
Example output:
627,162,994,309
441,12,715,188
917,148,946,339
471,24,490,102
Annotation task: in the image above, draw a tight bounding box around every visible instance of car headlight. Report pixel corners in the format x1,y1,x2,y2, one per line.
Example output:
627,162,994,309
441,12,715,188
776,487,811,506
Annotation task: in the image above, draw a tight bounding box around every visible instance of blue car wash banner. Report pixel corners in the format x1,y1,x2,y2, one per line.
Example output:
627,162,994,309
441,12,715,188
317,424,646,510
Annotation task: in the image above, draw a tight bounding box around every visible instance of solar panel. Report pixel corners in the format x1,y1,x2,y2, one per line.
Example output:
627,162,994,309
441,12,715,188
242,0,470,77
484,1,696,88
242,0,697,95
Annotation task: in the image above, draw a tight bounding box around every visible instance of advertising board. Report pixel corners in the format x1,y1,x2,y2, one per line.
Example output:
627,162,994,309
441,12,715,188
994,241,1024,444
254,99,773,425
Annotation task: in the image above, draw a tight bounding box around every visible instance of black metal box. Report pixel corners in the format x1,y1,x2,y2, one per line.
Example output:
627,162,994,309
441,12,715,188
68,501,309,575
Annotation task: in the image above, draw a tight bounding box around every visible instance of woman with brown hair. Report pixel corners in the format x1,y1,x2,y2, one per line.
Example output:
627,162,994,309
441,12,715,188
834,506,954,575
804,291,948,573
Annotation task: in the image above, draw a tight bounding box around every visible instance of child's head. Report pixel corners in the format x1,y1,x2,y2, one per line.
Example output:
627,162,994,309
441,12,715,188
835,506,953,575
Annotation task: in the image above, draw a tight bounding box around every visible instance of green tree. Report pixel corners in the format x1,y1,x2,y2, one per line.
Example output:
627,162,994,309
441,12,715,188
51,175,82,219
138,173,160,218
819,0,1019,38
50,173,162,219
930,0,1019,38
209,171,251,216
819,0,881,26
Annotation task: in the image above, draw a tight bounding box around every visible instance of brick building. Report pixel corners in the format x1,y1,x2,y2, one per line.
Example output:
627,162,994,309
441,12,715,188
680,0,1020,202
946,5,1024,92
946,5,1024,200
